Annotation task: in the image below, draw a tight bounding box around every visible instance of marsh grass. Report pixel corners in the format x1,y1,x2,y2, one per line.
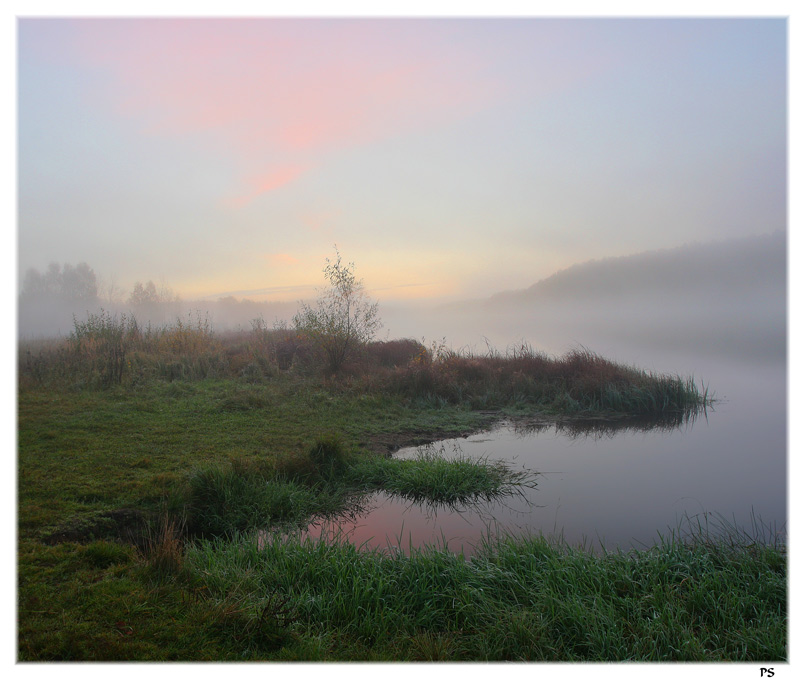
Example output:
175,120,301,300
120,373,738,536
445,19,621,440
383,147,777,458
183,515,786,661
68,310,139,387
20,310,225,388
20,320,708,420
348,448,538,507
179,434,536,540
140,514,186,579
372,345,708,418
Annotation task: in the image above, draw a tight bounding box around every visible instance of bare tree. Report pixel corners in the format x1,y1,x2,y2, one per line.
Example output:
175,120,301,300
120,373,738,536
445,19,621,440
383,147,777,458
293,248,381,373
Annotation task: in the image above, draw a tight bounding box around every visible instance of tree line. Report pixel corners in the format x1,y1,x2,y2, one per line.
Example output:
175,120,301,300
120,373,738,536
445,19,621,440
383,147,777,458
20,262,177,308
20,250,382,374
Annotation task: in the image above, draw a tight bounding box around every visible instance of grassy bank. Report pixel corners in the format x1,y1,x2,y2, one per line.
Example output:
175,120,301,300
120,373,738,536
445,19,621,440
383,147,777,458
183,524,785,661
18,319,782,662
175,436,536,539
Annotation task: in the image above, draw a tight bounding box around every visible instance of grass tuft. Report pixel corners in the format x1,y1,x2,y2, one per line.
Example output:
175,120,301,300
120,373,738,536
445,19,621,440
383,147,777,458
140,514,186,579
349,446,537,507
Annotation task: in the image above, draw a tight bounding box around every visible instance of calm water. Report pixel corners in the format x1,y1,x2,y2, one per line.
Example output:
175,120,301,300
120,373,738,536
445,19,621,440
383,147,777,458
306,347,787,554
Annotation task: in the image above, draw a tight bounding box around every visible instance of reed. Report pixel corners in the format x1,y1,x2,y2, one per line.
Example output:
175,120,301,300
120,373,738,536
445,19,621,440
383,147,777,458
370,344,708,418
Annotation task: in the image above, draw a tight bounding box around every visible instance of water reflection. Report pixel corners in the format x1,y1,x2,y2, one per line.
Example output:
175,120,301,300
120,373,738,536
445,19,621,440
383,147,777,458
507,406,710,441
302,491,529,555
290,411,719,556
263,350,784,556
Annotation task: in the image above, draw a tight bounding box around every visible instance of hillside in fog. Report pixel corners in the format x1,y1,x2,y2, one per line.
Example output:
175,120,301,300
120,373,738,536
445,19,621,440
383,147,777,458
485,231,785,307
382,232,787,364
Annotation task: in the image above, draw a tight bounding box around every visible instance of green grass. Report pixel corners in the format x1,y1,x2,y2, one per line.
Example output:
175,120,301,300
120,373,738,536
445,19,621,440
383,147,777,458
171,435,537,539
181,524,785,661
348,448,537,507
18,377,490,539
19,324,766,662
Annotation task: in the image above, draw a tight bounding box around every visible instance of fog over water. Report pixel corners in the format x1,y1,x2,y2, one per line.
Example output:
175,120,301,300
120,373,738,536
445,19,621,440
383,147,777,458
19,232,786,368
16,221,787,552
381,231,786,368
305,232,787,551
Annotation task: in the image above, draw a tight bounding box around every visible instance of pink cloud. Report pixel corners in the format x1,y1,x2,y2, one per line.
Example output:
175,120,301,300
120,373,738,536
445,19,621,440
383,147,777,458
301,209,341,234
58,19,610,204
224,164,308,208
66,19,504,162
253,166,307,194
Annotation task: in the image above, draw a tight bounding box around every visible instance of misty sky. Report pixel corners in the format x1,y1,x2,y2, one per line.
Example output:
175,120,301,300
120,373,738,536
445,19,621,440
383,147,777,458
17,17,786,303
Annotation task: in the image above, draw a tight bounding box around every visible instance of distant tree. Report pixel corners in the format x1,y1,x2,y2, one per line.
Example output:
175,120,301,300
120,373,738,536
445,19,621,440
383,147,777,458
20,268,45,298
96,274,126,306
293,248,381,373
19,262,100,337
61,263,98,303
128,280,160,307
126,279,180,327
128,279,179,306
20,261,98,304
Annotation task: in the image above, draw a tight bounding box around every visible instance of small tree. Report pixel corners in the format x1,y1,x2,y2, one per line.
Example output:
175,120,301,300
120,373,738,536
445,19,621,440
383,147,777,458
293,248,381,373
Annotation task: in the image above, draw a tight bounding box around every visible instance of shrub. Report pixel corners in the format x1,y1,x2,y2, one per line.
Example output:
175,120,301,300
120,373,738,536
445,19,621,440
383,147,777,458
366,339,427,368
293,248,381,373
69,310,139,387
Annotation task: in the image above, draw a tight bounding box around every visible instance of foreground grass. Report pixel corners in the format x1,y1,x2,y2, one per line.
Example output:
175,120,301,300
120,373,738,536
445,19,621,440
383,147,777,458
182,528,785,661
16,374,508,661
17,377,490,540
18,518,786,662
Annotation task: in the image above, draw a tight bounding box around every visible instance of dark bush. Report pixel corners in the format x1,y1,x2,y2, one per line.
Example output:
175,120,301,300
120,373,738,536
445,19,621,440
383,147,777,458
366,338,427,368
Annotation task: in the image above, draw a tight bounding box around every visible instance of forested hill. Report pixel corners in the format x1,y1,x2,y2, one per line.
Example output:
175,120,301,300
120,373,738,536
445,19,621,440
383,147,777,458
485,231,785,307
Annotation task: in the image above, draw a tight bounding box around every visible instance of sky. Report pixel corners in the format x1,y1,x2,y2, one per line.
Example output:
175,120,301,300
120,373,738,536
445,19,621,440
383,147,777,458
17,16,787,304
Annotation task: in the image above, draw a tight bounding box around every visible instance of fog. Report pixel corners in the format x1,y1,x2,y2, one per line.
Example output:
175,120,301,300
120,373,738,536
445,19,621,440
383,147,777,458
18,232,786,374
382,231,786,367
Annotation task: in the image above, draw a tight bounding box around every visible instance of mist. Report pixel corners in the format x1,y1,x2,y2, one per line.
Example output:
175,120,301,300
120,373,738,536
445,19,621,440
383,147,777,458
379,231,786,369
18,232,786,374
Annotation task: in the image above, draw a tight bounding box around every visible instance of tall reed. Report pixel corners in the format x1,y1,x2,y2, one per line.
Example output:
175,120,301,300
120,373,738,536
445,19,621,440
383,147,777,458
371,344,709,418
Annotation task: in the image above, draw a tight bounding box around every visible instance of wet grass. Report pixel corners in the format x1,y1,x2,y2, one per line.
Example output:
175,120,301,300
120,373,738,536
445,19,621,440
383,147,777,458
348,448,537,507
184,517,785,661
172,435,537,539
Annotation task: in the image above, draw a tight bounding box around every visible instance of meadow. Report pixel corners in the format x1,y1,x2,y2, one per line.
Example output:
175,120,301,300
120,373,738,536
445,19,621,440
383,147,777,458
16,313,785,661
